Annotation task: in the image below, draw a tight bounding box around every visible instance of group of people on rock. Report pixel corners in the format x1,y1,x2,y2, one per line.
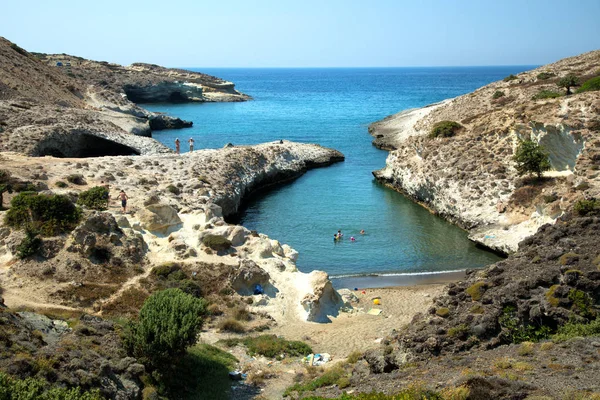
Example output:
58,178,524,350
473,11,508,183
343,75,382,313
174,138,195,154
334,229,365,242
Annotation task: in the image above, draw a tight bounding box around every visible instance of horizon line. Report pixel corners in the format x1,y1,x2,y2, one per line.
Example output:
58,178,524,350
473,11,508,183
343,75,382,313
174,64,540,70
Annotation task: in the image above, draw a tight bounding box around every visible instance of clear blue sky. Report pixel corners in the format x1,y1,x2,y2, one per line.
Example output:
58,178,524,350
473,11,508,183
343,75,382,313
3,0,599,67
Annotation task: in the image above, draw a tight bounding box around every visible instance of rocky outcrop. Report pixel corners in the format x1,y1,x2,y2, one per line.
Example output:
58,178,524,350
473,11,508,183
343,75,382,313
300,271,345,323
138,203,182,232
371,50,600,254
0,37,246,157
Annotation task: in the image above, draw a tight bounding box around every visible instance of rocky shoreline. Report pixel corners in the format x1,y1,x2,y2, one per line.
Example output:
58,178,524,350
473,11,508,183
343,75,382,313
369,50,600,254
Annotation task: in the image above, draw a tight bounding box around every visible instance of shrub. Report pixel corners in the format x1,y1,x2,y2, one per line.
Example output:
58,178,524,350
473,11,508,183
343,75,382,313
568,289,596,319
166,184,181,195
558,74,579,95
234,306,252,321
448,324,470,339
16,228,42,259
492,90,505,99
513,140,551,178
469,304,485,314
503,74,518,82
5,192,81,236
466,282,487,301
77,186,109,211
436,307,450,318
532,90,561,100
429,121,462,138
0,372,103,399
124,288,206,368
517,341,535,356
577,76,600,93
559,252,579,265
545,285,560,307
218,318,246,333
66,174,86,185
574,199,599,216
346,351,362,364
553,317,600,342
201,234,232,251
151,263,180,278
55,181,68,188
499,305,552,343
537,71,555,80
221,334,312,359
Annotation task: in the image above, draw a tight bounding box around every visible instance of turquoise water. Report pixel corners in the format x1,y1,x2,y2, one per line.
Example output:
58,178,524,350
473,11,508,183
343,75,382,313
144,67,534,279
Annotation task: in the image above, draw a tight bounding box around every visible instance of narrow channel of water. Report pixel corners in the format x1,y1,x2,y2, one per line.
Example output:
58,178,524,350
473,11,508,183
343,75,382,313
145,67,534,279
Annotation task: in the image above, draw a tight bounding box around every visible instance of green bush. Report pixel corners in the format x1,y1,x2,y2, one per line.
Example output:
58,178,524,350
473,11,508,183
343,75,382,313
429,121,462,138
499,305,552,343
55,181,68,188
0,372,103,399
16,228,42,259
201,234,232,251
166,185,181,195
151,263,180,278
568,289,596,319
574,199,600,216
503,74,518,82
221,334,312,359
558,74,580,95
553,317,600,342
492,90,505,99
537,71,555,80
218,318,246,333
532,90,562,100
66,174,86,185
513,140,551,178
5,192,81,236
124,288,207,368
577,76,600,93
77,186,109,211
466,281,487,301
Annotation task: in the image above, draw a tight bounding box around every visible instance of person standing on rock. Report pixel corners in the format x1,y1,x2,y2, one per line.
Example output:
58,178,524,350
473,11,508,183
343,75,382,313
188,137,194,152
118,190,129,213
175,138,181,154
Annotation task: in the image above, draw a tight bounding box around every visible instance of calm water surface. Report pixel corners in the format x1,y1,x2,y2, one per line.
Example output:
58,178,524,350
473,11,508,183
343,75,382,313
144,67,534,278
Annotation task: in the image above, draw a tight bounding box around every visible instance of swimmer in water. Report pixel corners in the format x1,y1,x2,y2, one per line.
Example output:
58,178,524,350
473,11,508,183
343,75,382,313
360,229,365,235
350,236,356,241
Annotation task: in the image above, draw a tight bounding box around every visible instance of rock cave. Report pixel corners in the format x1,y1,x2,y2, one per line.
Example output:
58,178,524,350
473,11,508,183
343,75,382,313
32,133,140,158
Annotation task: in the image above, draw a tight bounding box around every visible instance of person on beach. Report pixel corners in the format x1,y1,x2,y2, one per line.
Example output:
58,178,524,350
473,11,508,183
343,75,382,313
188,137,194,152
175,138,181,154
118,190,129,213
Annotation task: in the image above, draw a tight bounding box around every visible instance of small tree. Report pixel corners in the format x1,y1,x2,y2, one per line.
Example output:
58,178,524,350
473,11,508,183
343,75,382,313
124,288,206,368
557,74,579,95
77,186,109,210
513,140,551,178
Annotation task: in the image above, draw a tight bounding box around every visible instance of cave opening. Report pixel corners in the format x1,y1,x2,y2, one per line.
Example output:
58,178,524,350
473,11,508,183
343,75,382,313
34,133,140,158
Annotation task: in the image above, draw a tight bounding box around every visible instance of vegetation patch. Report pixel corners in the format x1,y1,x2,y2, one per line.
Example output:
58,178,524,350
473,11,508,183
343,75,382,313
55,181,68,188
577,76,600,93
166,184,181,195
154,344,238,400
499,305,552,343
16,228,42,259
429,121,462,138
66,174,86,185
559,252,579,266
545,285,561,307
447,324,470,339
537,71,555,80
568,289,596,319
513,140,551,178
124,288,207,369
218,318,246,333
503,74,518,82
492,90,505,99
558,74,580,95
465,281,487,301
532,90,562,100
435,307,450,318
469,304,485,314
220,334,312,359
77,186,109,211
284,364,347,397
517,341,535,356
201,234,232,251
574,199,599,216
5,192,81,236
0,372,103,399
553,317,600,342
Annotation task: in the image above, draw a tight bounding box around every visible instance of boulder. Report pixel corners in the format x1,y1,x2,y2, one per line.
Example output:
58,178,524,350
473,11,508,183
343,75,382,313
231,259,271,296
282,244,299,262
300,271,344,323
228,225,249,247
204,203,223,220
138,203,182,232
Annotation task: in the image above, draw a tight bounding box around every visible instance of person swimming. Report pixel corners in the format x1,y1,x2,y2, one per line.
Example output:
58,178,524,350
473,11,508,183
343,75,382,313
360,229,365,235
350,236,356,242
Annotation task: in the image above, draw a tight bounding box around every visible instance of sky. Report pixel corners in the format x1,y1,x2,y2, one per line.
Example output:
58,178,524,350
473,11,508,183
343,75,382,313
3,0,599,68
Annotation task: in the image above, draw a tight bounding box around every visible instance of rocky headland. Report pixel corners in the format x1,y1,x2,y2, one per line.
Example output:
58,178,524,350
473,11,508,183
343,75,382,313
0,37,249,157
370,50,600,254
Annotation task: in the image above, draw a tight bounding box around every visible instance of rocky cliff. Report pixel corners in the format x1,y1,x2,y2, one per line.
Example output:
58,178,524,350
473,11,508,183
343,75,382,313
0,37,248,157
0,141,345,324
370,50,600,254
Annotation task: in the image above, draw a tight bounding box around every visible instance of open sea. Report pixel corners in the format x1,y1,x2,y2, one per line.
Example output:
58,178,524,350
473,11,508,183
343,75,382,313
143,66,535,286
